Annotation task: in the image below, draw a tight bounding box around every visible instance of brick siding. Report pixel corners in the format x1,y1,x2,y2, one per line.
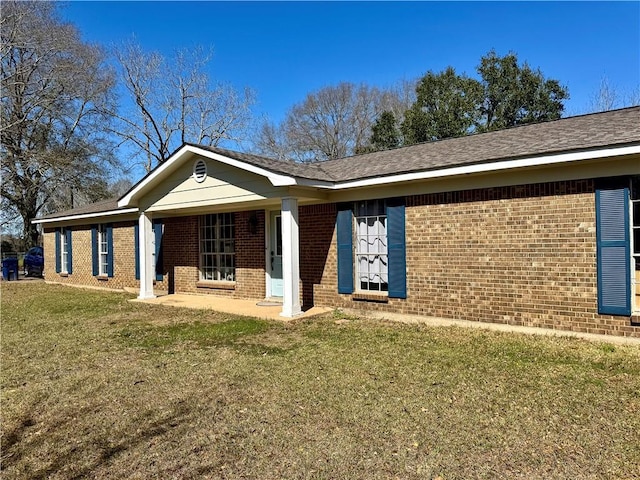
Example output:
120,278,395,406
43,221,158,291
161,212,266,299
42,177,639,337
310,179,639,338
299,204,337,309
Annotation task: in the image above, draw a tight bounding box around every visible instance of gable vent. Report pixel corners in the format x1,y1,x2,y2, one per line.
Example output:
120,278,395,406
193,159,207,183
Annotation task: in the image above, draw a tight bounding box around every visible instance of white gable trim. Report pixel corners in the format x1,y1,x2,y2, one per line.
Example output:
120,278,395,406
118,144,298,208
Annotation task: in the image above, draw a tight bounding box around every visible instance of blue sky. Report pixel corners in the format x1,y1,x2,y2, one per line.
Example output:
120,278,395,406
63,1,639,128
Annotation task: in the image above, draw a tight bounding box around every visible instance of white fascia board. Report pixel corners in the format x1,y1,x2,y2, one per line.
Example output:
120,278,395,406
118,144,193,207
117,143,640,203
32,208,139,225
327,145,640,190
118,145,298,207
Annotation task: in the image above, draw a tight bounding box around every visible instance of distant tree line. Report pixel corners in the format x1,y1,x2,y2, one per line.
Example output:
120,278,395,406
256,51,571,160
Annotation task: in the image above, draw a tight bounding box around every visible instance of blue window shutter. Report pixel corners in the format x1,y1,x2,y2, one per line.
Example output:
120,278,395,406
91,226,99,276
596,188,631,315
106,224,114,277
134,223,140,280
65,228,73,274
336,206,354,294
387,203,407,299
153,220,163,281
55,229,61,273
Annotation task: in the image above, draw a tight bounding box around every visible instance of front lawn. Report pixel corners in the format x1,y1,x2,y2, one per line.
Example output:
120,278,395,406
1,283,639,479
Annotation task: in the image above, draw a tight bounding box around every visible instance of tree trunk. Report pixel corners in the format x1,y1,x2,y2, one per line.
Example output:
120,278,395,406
20,198,40,249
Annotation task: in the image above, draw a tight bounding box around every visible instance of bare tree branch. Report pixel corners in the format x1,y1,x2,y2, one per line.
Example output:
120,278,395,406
111,41,255,172
1,1,118,247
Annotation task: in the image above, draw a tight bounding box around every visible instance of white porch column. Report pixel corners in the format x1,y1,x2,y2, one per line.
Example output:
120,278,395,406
280,197,302,317
138,212,156,299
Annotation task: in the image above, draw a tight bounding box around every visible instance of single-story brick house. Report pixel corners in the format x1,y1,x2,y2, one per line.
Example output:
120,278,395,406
34,107,640,337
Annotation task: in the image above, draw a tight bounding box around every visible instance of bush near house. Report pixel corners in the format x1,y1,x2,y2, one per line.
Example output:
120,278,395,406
1,283,639,479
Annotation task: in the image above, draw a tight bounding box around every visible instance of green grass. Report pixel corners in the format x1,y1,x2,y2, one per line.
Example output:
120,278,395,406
2,282,639,479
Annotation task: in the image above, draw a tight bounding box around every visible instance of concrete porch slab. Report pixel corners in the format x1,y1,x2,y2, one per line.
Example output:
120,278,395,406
131,293,332,321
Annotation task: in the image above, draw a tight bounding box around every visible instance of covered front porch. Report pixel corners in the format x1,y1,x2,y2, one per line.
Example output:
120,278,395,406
120,145,333,319
135,196,312,318
132,292,332,321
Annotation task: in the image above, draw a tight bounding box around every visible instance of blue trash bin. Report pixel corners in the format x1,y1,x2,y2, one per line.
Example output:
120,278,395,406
2,257,18,281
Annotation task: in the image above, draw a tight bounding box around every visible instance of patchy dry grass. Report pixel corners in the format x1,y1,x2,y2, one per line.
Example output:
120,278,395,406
1,283,639,479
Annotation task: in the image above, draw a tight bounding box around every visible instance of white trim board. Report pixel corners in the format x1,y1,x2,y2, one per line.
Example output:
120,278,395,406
319,145,640,190
32,208,139,225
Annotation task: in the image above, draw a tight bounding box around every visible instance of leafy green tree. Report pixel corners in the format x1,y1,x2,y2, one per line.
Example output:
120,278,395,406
401,67,482,144
369,111,401,151
399,52,569,145
476,50,569,131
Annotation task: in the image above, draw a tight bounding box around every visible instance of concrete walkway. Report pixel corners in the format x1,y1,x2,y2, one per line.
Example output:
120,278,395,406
132,293,332,321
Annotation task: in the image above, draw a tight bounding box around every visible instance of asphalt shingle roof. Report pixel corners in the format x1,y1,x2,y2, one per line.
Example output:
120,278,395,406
37,197,124,221
188,144,332,181
37,106,640,221
201,106,639,183
319,106,640,182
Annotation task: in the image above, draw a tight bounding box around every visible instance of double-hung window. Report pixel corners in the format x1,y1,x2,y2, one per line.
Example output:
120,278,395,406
355,200,388,293
92,224,113,277
200,213,235,282
61,229,69,273
56,227,72,274
98,224,108,276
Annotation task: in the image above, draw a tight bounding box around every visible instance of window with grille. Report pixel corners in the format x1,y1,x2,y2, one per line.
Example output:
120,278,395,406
354,199,388,293
98,224,108,276
60,228,69,274
200,213,235,281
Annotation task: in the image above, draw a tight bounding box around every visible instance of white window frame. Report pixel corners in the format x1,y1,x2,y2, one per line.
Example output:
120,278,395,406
354,199,388,293
200,213,235,282
60,228,69,274
98,224,108,276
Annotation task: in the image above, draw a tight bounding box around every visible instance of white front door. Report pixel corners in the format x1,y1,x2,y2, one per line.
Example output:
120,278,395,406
269,211,283,298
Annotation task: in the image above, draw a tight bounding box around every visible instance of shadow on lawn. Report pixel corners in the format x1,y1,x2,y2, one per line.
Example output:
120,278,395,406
1,399,193,479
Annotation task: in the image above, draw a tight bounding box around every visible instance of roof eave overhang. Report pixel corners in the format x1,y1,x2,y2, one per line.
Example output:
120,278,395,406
323,144,640,190
32,207,139,225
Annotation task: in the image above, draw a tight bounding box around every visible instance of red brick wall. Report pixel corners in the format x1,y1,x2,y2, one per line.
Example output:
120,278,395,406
162,212,266,299
162,216,199,294
311,179,639,338
299,204,337,310
41,178,639,338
